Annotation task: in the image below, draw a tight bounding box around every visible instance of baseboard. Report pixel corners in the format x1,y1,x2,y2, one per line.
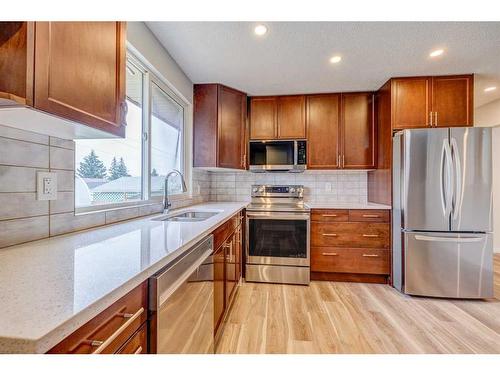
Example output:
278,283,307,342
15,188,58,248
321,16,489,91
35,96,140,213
311,272,388,284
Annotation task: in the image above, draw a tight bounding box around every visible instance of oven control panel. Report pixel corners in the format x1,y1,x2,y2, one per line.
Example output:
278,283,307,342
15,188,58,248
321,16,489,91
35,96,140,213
251,185,304,197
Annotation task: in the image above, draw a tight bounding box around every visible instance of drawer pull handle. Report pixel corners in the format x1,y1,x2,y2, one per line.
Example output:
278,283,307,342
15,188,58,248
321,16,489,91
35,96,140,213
322,233,338,237
362,234,379,238
362,254,380,257
322,214,338,217
91,307,144,354
362,214,380,218
322,252,338,256
134,346,143,354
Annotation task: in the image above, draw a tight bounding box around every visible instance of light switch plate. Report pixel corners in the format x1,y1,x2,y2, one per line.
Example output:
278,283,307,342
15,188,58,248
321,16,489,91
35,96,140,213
37,171,58,201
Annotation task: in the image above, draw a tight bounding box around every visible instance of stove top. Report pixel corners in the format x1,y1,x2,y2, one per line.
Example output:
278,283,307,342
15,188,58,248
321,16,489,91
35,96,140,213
247,185,310,213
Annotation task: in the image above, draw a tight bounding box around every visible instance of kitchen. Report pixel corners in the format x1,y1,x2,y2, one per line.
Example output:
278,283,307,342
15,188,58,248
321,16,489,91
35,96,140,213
1,2,500,372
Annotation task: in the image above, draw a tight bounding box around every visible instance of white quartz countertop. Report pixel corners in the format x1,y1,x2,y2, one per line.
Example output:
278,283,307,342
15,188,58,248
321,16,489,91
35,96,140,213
0,202,247,353
305,202,391,210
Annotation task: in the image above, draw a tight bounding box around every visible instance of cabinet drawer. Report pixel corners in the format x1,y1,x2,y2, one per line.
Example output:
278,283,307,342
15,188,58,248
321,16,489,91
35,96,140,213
311,209,349,222
348,210,390,223
213,211,242,250
311,247,390,274
116,323,147,354
311,222,390,248
48,281,148,354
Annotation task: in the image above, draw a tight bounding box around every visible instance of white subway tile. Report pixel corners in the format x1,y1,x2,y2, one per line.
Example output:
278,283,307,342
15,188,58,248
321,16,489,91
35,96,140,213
0,125,49,145
105,207,140,224
50,212,106,236
49,137,75,150
50,147,75,170
49,192,75,214
0,193,49,220
0,216,49,248
0,166,47,193
0,137,49,168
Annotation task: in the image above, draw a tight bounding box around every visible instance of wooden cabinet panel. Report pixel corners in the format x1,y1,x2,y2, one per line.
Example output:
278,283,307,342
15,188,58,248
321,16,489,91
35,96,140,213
116,323,147,354
249,97,277,139
348,209,390,223
341,93,376,169
306,94,341,169
34,22,126,137
213,244,225,333
225,234,237,305
194,84,247,169
431,75,473,127
311,247,390,274
311,222,390,248
48,281,148,354
277,95,306,139
392,77,431,130
311,209,349,222
218,85,246,168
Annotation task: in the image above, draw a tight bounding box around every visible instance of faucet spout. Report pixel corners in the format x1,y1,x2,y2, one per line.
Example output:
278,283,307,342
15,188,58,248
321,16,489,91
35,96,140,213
163,169,188,213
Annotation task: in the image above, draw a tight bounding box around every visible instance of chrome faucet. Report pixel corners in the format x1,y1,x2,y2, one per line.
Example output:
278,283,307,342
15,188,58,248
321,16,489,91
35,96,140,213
163,169,188,213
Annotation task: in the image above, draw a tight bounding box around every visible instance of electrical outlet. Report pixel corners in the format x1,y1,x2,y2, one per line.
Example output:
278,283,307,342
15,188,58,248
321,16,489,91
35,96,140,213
37,172,58,201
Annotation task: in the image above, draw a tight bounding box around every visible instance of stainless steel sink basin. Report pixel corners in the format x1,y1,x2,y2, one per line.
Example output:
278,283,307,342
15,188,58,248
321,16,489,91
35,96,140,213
153,211,219,222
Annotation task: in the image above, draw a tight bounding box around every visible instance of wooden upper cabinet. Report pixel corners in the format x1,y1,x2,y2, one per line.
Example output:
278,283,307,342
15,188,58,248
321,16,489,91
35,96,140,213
0,21,127,137
342,93,376,169
392,77,431,130
277,95,306,139
391,74,473,130
193,84,247,169
34,22,126,137
306,94,341,169
218,85,246,168
249,97,277,139
431,75,473,127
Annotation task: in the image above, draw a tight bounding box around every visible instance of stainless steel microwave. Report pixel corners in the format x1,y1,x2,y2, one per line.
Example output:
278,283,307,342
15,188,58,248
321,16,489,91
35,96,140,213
249,140,307,172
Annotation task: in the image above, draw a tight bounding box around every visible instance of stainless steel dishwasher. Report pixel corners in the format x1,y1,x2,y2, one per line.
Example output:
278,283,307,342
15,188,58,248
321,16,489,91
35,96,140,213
149,235,214,354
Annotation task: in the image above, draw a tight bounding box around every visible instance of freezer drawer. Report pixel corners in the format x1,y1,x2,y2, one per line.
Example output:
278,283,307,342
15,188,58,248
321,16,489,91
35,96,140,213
404,231,493,298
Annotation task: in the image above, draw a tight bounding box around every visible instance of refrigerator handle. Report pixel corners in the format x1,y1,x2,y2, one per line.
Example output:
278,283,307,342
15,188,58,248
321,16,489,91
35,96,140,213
450,137,462,220
414,234,483,243
441,139,453,218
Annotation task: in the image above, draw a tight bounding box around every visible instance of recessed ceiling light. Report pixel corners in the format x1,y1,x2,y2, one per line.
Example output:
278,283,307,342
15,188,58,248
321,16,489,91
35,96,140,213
484,86,497,92
254,24,267,36
329,55,342,64
429,49,444,57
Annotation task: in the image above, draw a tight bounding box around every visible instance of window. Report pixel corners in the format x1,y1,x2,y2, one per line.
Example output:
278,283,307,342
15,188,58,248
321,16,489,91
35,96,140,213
75,52,188,210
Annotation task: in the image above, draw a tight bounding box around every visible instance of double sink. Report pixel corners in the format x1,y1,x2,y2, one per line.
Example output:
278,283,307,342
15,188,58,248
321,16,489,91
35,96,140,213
153,210,219,222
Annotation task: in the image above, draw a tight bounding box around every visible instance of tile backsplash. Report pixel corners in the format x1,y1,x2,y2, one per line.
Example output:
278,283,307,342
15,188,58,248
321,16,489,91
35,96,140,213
0,124,209,248
205,169,368,203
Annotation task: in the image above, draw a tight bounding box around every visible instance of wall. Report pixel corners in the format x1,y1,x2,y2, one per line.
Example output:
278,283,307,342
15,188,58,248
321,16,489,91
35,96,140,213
206,170,368,204
0,124,210,248
475,98,500,253
126,22,193,104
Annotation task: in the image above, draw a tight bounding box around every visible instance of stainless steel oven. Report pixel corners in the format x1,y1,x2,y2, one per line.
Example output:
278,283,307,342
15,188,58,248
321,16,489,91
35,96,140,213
245,185,310,285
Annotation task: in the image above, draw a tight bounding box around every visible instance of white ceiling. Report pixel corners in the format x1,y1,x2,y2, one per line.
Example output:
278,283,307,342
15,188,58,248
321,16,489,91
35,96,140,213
146,22,500,107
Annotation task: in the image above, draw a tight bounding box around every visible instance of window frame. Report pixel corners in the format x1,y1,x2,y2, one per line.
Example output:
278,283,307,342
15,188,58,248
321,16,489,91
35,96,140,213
75,49,191,214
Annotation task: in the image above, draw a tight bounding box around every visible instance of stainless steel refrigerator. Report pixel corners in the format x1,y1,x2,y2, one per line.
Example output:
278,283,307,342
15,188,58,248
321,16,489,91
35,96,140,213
392,127,493,299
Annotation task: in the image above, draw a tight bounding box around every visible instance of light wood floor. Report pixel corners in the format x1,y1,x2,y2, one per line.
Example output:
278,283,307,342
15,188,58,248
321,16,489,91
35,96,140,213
217,254,500,354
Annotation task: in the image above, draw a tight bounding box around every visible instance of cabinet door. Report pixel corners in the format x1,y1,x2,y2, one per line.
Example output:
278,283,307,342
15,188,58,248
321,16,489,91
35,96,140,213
431,75,473,127
34,22,126,137
250,97,277,139
392,77,431,129
224,235,236,305
235,226,242,283
341,93,376,169
218,86,246,169
213,245,225,333
278,95,306,139
306,94,341,169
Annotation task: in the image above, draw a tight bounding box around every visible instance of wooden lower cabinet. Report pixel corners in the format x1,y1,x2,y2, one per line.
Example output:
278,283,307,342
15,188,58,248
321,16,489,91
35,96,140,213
48,281,148,354
116,323,147,354
310,209,391,283
212,211,244,341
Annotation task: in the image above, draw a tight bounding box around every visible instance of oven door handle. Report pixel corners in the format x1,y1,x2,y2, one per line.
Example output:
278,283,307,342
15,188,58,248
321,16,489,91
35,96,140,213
246,212,310,221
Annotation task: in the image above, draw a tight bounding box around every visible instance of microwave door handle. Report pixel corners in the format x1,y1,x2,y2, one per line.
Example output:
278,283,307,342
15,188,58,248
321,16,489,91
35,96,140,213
294,141,298,166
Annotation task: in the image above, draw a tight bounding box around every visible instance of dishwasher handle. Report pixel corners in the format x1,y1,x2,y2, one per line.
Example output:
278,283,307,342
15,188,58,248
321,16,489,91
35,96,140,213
149,235,213,311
